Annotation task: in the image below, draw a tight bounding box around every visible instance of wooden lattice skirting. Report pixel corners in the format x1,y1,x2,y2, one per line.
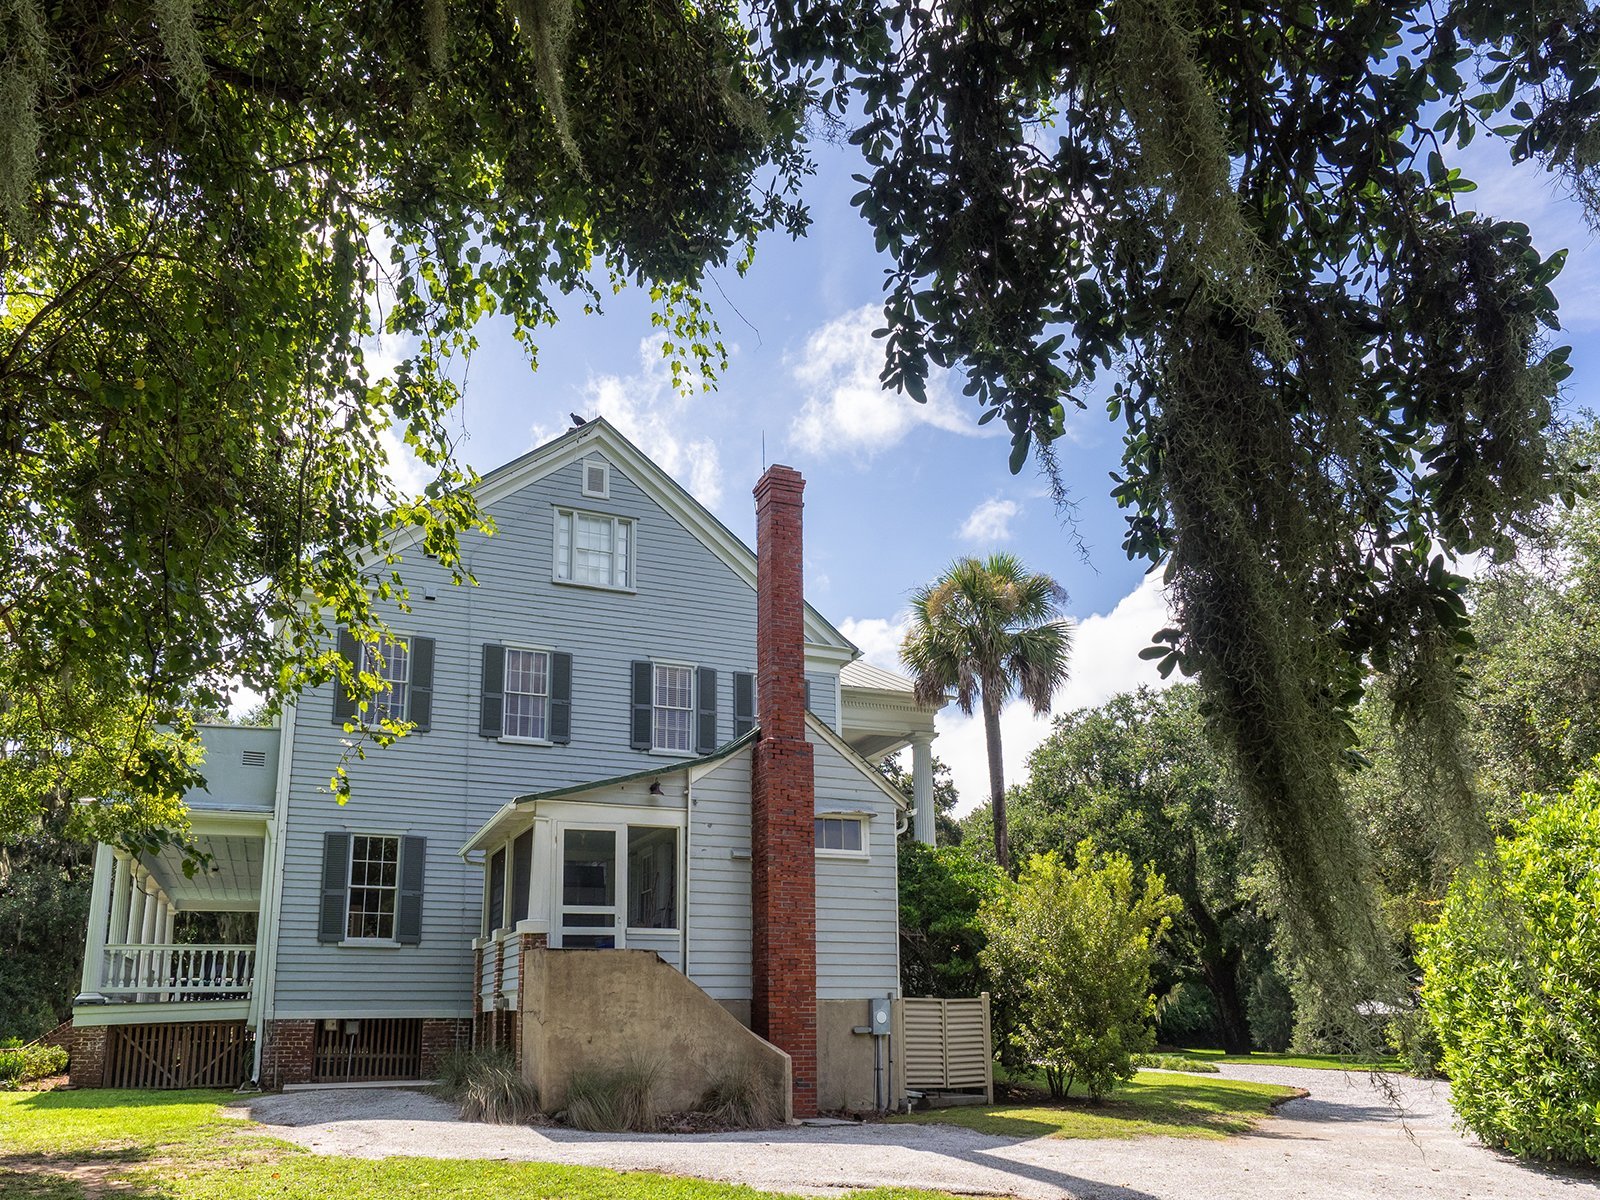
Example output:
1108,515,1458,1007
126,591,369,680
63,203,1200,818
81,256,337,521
104,1021,251,1089
312,1017,422,1082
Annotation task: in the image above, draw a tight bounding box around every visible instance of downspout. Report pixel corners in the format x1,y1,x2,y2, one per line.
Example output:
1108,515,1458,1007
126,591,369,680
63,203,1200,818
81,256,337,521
681,778,692,977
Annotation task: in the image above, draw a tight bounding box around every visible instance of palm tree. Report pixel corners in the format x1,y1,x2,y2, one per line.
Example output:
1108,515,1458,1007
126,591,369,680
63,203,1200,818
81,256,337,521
901,552,1074,871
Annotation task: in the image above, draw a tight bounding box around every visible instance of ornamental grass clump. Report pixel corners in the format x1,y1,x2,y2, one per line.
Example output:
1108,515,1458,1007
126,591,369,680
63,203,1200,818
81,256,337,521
436,1048,538,1125
563,1056,663,1132
699,1066,782,1128
1416,773,1600,1164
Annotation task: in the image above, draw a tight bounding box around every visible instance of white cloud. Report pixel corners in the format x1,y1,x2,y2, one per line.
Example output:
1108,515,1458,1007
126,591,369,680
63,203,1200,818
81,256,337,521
931,571,1178,815
838,613,913,671
788,305,984,459
538,336,725,509
957,497,1020,543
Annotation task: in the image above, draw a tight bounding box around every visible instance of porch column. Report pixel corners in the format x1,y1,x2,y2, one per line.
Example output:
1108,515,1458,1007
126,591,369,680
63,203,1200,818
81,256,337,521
76,842,117,1001
138,883,163,1001
911,732,937,846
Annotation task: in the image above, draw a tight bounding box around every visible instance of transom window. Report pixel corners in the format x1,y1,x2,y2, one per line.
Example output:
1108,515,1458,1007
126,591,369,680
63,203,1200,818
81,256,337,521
554,509,633,589
653,664,694,753
347,835,400,940
815,817,865,854
364,637,410,722
503,648,550,740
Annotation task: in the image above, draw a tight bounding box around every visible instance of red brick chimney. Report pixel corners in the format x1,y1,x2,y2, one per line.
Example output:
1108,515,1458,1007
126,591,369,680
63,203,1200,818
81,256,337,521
751,464,818,1118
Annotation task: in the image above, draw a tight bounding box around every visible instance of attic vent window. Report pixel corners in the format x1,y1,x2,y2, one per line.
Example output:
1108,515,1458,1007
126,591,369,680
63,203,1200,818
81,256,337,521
582,459,610,499
241,749,268,768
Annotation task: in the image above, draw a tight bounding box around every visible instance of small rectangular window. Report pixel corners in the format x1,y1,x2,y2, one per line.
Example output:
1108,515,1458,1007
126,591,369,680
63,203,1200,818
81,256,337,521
347,834,400,939
503,648,550,740
652,664,694,752
554,509,634,589
627,827,678,929
815,817,865,854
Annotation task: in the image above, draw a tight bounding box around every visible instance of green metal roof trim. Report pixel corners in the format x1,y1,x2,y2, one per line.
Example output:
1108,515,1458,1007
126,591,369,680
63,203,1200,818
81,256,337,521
507,728,759,807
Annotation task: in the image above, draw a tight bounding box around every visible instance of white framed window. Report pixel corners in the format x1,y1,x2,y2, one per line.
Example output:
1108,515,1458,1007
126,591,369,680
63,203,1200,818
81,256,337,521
652,663,694,753
347,834,400,940
581,457,610,499
554,508,634,590
503,648,551,741
815,816,867,857
365,637,409,722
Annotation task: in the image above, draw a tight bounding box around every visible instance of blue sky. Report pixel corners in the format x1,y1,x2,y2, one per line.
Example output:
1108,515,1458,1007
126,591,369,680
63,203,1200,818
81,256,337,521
377,134,1600,815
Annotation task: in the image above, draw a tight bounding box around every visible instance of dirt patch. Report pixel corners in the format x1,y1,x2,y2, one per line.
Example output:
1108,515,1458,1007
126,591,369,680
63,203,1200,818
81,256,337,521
1,1158,141,1198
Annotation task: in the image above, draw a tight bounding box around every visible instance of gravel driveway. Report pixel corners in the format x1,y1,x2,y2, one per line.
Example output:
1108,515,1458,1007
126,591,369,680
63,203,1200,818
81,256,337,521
242,1065,1600,1199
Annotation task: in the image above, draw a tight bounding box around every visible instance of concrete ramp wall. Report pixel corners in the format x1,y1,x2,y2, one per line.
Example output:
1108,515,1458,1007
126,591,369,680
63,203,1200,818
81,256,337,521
520,947,792,1122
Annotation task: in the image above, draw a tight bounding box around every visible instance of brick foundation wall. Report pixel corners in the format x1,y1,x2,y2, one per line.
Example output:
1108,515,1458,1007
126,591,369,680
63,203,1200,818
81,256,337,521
751,465,819,1119
420,1018,472,1077
68,1023,107,1088
261,1019,316,1089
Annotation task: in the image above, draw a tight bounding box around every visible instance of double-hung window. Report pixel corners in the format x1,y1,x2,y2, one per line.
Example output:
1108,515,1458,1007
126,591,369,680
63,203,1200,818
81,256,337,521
815,816,866,856
347,834,400,940
652,664,694,753
366,637,409,722
554,509,633,589
503,648,551,740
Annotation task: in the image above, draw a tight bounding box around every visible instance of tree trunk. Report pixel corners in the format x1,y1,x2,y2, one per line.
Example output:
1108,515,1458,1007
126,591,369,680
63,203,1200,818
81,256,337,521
1203,944,1252,1054
982,687,1009,871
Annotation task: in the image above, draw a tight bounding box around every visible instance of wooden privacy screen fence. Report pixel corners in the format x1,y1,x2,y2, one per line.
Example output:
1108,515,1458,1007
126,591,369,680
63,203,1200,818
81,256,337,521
901,994,994,1102
104,1021,250,1089
312,1017,422,1082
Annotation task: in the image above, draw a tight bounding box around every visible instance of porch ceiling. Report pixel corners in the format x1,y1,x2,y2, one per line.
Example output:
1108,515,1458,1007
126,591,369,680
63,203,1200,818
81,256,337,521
141,834,263,911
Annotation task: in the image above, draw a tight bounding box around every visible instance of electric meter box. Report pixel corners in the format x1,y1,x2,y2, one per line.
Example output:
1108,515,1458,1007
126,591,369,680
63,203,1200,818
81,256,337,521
869,998,892,1036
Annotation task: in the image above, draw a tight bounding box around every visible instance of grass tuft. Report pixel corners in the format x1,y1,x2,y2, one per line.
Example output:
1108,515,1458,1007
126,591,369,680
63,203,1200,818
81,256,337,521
698,1067,782,1129
564,1056,662,1132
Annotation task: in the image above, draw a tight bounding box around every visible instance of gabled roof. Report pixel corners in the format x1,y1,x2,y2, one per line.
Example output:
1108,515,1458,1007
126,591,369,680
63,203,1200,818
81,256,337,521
421,418,857,658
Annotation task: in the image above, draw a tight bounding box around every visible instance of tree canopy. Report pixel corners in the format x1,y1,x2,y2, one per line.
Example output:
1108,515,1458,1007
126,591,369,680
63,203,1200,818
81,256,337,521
1,0,809,822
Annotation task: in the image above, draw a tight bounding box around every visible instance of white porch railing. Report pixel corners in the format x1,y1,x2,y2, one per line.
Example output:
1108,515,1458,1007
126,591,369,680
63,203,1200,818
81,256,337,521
100,943,255,1002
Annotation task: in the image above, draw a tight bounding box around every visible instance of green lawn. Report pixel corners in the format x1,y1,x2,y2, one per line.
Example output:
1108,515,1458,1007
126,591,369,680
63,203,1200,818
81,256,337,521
892,1069,1302,1140
1174,1048,1405,1071
0,1090,952,1200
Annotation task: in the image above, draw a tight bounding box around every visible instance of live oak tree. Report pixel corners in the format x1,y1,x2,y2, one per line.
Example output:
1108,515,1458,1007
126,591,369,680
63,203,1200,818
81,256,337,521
1009,686,1266,1053
0,0,809,826
760,0,1600,1004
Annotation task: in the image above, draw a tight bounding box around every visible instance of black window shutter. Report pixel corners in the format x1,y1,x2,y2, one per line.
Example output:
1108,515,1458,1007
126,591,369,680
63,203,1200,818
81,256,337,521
333,629,359,726
550,652,573,744
805,679,814,711
479,643,505,738
409,637,435,731
511,830,533,924
318,832,351,943
696,667,718,754
733,672,755,738
630,661,653,750
396,835,426,945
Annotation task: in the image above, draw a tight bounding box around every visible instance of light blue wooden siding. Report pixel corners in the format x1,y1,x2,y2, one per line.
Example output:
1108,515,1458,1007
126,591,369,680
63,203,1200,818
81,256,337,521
813,737,902,1000
805,672,839,730
190,725,278,811
685,737,901,1006
686,752,752,1001
273,453,838,1019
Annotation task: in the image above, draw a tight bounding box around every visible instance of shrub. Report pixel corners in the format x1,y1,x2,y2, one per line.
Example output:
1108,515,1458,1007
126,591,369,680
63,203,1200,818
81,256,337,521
980,842,1181,1100
699,1066,782,1128
0,1043,68,1087
1416,773,1600,1164
563,1057,662,1132
436,1048,537,1125
1131,1053,1219,1074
